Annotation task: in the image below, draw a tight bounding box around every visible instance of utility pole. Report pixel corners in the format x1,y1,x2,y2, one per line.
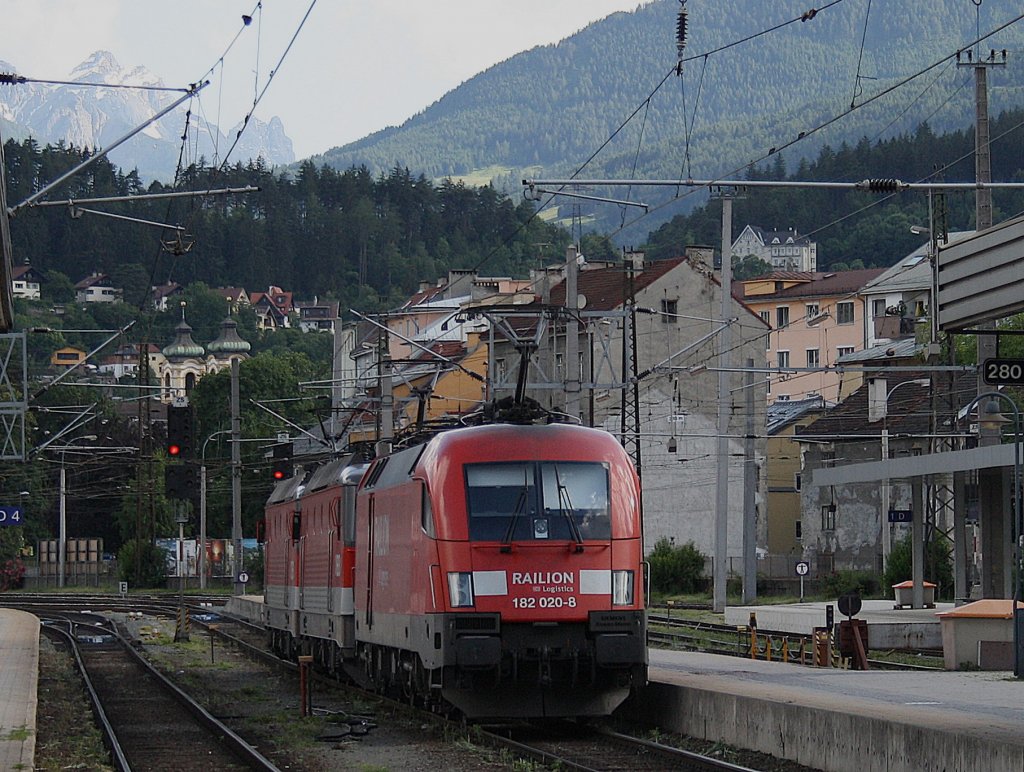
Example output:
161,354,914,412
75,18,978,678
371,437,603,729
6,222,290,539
231,358,243,596
713,194,733,613
743,358,757,603
960,44,1010,598
565,245,581,421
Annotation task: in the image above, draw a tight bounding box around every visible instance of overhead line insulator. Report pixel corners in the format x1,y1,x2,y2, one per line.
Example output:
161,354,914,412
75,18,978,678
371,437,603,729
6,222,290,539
676,2,688,59
858,178,905,192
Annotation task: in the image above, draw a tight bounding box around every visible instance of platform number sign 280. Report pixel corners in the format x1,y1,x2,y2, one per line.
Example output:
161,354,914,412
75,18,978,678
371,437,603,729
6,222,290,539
0,507,23,526
983,358,1024,385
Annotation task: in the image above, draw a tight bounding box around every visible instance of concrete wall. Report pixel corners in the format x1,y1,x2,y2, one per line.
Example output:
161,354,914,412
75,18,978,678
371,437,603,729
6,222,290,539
624,681,1024,772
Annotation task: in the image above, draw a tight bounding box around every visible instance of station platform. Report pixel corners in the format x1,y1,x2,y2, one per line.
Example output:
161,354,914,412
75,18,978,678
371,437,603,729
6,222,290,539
630,647,1024,772
724,599,952,649
0,608,38,771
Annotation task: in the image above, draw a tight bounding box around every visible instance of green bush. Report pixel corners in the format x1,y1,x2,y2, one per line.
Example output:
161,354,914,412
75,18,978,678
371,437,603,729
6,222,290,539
648,538,706,595
883,532,954,600
822,570,880,599
117,539,168,589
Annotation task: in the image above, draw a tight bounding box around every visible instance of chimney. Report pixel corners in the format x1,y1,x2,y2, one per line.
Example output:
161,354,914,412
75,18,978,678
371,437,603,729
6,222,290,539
623,248,645,274
867,378,888,423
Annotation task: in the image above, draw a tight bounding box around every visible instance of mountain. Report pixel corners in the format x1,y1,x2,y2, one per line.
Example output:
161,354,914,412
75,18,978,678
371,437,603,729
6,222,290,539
0,51,294,181
309,0,1024,237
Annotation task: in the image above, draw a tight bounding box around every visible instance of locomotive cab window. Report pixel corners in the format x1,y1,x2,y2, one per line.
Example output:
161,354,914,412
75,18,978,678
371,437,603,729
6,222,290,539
465,461,610,542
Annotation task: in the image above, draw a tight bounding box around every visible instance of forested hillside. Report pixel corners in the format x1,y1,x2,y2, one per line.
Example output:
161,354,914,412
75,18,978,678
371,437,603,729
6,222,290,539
7,102,1024,315
311,1,1022,206
645,108,1024,270
3,141,574,314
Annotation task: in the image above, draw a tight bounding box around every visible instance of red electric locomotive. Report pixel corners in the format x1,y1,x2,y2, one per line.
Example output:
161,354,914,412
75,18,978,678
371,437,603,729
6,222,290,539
264,421,647,719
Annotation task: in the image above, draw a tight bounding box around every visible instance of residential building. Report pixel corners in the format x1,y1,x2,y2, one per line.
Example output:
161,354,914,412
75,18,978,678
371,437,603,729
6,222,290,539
98,343,164,380
489,250,769,560
765,397,825,559
733,225,817,272
215,287,251,313
859,232,973,350
50,346,86,368
294,297,340,333
739,269,884,404
151,282,184,312
74,273,121,303
249,286,294,329
11,264,43,300
795,370,975,577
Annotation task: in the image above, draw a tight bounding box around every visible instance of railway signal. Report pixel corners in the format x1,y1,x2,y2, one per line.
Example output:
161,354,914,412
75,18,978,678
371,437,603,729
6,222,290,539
164,463,198,502
167,403,196,458
271,441,293,481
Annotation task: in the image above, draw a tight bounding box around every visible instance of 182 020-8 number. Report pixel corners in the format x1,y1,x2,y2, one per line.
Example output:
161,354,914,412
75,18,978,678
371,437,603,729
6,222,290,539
513,596,577,609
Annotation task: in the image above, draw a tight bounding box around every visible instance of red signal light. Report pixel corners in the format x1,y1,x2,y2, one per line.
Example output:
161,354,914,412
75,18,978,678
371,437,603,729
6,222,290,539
272,469,285,480
168,443,181,457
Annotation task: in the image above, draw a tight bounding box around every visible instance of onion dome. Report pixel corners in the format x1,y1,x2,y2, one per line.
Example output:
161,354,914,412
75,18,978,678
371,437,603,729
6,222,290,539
162,308,205,359
207,316,251,355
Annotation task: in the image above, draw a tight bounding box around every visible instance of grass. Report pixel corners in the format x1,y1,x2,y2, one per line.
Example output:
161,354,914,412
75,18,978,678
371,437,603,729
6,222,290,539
34,639,114,771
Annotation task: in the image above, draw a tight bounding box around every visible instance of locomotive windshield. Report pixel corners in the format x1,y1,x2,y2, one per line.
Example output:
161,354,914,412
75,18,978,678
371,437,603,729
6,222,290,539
465,461,611,542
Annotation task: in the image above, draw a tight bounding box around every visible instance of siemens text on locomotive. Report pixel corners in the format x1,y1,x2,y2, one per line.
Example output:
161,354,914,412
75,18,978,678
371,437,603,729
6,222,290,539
263,421,647,718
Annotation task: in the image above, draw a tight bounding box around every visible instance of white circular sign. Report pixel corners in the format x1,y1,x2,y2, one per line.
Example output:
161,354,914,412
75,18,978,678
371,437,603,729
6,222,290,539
795,561,810,576
237,571,250,584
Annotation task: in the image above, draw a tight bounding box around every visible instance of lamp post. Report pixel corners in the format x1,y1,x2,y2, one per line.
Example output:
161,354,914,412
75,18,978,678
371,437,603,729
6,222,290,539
56,436,96,588
962,391,1022,677
878,379,929,573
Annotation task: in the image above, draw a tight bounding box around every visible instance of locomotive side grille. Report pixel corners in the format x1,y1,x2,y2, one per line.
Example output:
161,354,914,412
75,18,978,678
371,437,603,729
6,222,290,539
452,614,500,633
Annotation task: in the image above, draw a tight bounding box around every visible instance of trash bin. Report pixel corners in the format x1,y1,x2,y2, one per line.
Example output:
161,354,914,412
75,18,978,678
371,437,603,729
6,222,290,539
891,580,935,608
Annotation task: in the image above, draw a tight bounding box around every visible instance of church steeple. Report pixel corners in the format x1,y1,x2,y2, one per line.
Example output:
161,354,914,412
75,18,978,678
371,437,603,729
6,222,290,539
162,302,205,359
207,315,251,356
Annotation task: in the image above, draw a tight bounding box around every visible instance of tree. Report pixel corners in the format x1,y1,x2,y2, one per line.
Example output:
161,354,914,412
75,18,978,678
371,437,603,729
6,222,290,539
732,254,771,280
647,537,706,595
883,531,954,600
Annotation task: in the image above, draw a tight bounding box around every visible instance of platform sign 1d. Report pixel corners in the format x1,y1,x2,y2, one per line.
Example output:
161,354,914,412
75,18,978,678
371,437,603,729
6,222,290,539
0,507,23,526
888,509,913,523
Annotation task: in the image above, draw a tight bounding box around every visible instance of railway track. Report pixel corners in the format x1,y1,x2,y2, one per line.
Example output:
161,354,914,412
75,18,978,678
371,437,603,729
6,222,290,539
479,721,762,771
647,610,944,670
40,614,279,771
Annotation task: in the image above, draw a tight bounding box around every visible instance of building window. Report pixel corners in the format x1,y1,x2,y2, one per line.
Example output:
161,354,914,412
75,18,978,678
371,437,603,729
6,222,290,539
836,301,855,325
794,473,802,491
872,298,887,318
837,345,854,358
776,306,790,328
661,298,678,324
821,504,837,531
806,348,820,368
776,394,790,401
777,350,790,369
760,310,771,327
795,520,803,539
805,303,819,321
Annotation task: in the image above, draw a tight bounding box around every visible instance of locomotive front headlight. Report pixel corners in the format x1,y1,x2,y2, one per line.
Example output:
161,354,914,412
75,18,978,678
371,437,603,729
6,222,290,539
611,570,634,606
447,572,475,608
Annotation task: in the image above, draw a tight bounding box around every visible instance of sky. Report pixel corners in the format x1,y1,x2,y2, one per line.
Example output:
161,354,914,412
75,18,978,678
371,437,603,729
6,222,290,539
2,1,647,159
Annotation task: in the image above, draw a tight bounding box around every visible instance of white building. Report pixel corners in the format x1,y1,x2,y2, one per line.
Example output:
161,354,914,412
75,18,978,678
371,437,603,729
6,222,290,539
733,225,817,272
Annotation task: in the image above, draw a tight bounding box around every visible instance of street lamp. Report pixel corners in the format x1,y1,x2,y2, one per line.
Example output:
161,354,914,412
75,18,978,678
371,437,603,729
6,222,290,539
963,390,1022,677
877,378,929,570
